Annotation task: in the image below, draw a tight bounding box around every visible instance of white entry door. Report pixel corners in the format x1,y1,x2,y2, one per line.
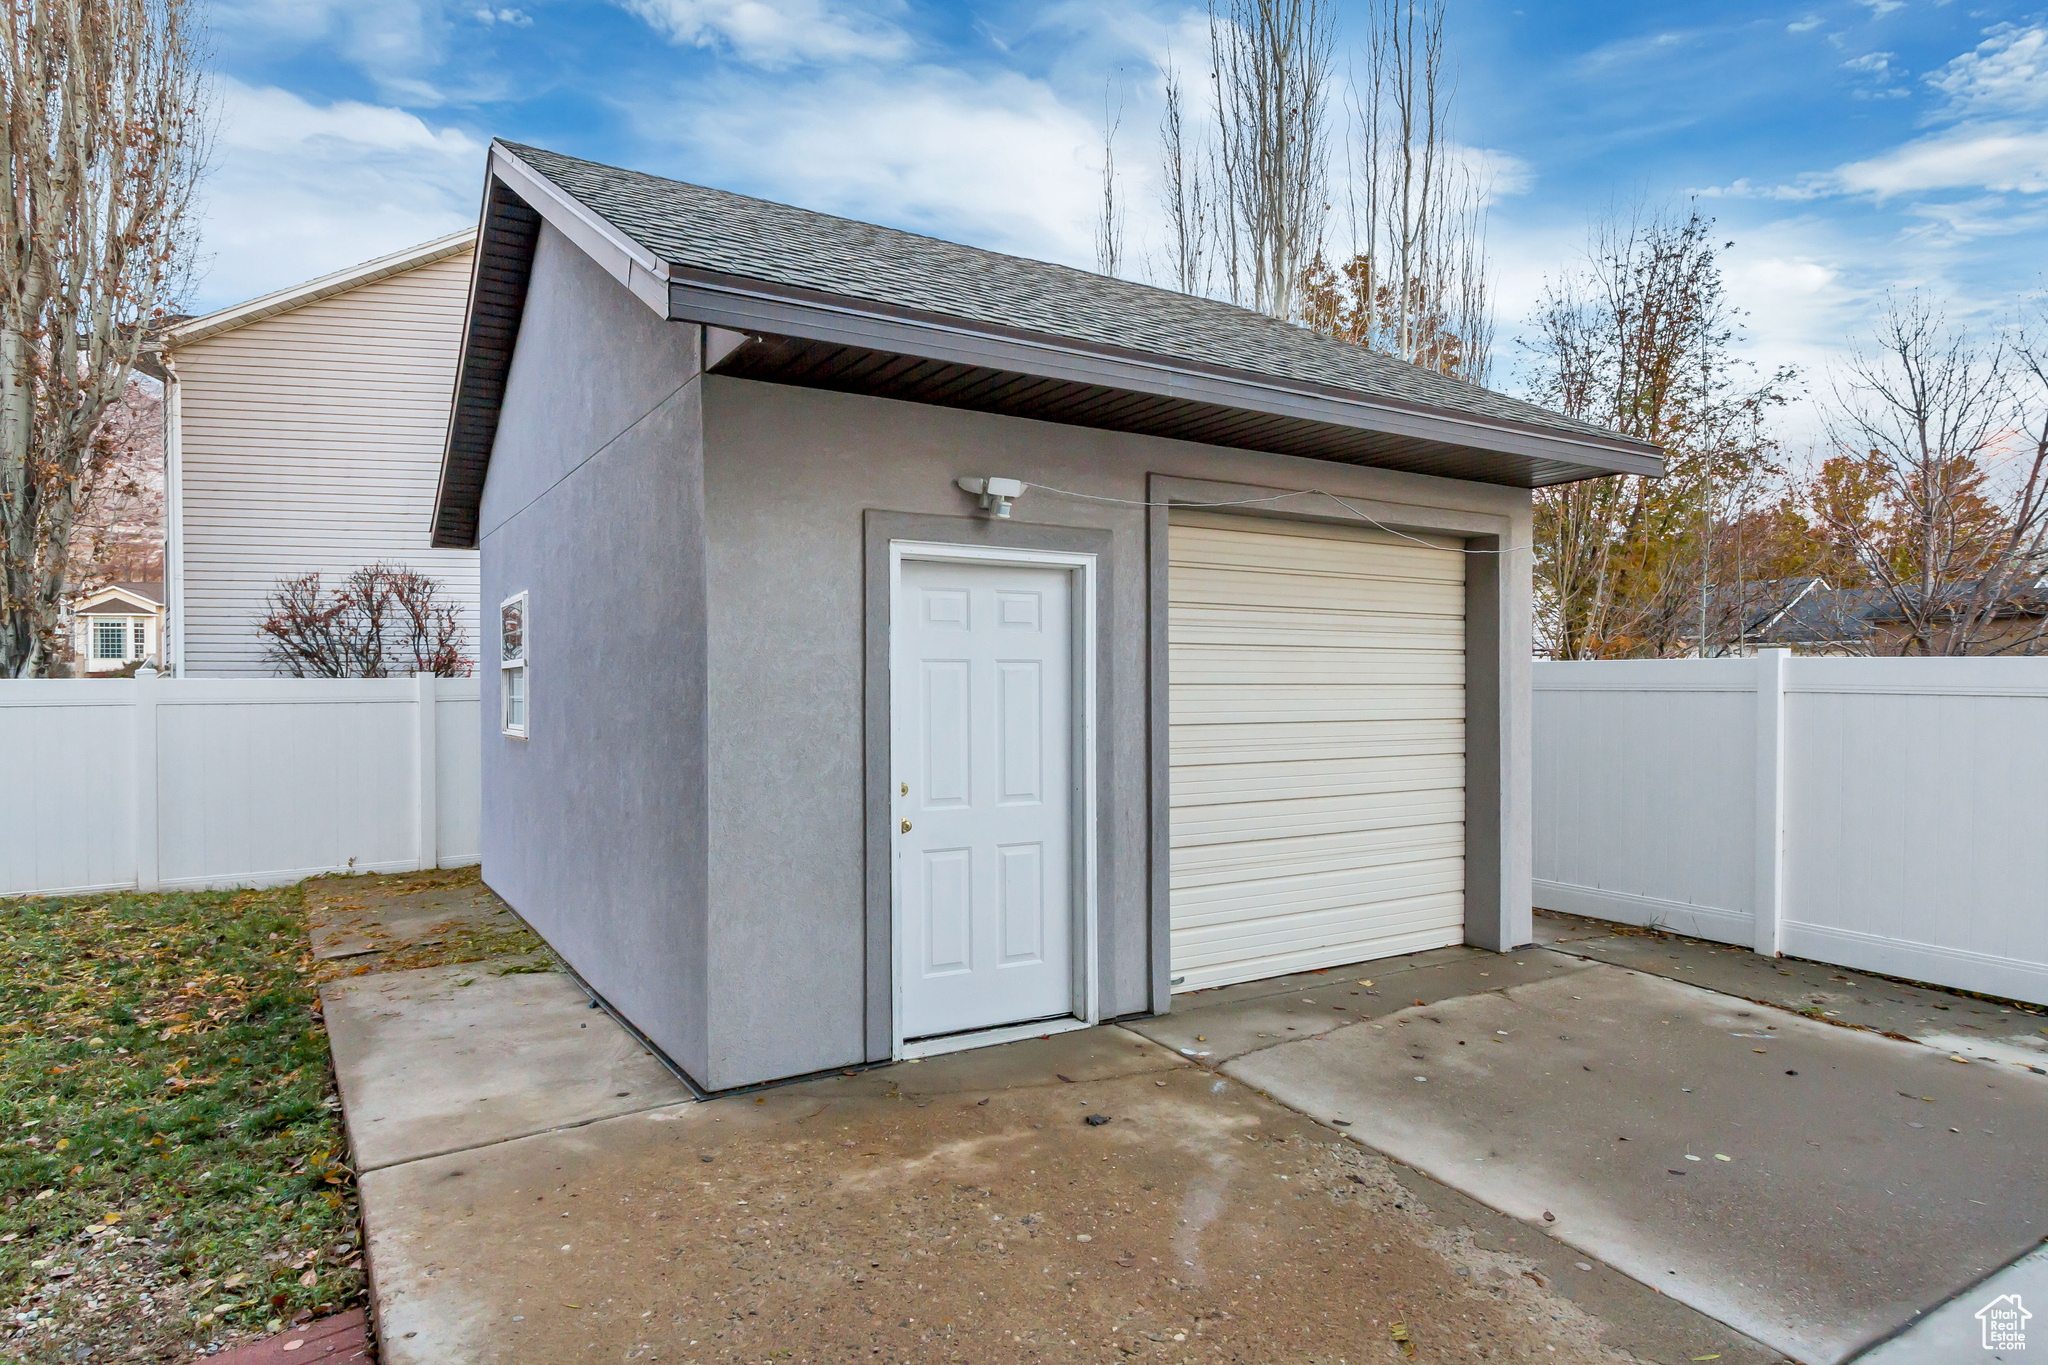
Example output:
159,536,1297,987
893,555,1075,1042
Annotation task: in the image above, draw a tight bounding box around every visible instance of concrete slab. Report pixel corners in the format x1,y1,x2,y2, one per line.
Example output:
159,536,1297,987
1852,1244,2048,1363
309,870,517,961
323,961,693,1172
1535,910,2048,1074
1224,960,2048,1363
1126,946,1594,1064
360,1024,1780,1365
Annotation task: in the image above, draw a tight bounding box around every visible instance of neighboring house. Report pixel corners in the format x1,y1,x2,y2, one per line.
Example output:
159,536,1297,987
431,142,1663,1092
1693,576,2048,655
69,582,164,674
152,232,481,676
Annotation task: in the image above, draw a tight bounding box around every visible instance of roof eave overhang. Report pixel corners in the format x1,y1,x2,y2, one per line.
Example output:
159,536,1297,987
665,271,1664,485
431,141,1663,549
159,229,477,352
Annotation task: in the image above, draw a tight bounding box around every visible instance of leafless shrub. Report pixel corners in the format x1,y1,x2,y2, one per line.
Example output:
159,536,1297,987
257,564,471,678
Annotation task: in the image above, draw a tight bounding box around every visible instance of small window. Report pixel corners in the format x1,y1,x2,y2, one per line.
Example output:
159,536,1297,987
132,619,147,657
500,593,528,737
94,620,127,661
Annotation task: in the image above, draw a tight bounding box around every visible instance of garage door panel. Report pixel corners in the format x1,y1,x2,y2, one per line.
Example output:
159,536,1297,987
1172,826,1465,889
1170,787,1464,844
1169,647,1467,687
1170,685,1464,726
1172,859,1466,925
1169,718,1464,765
1169,517,1465,568
1172,902,1466,989
1169,752,1465,804
1169,514,1465,992
1168,565,1467,618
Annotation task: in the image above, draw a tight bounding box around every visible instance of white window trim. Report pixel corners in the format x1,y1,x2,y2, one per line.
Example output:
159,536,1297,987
93,618,131,662
500,591,528,739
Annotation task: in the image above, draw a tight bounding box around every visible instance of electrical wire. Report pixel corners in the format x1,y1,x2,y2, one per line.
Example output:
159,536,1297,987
1018,481,1535,556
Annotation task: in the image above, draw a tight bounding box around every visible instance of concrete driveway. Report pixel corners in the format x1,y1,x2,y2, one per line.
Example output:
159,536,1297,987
1128,920,2048,1363
322,879,2048,1365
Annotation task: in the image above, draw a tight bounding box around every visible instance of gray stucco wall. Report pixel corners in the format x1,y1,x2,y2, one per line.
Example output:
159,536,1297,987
477,222,711,1080
699,375,1533,1089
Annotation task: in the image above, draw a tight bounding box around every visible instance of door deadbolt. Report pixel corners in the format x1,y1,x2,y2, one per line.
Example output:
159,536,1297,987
900,782,908,796
900,819,913,833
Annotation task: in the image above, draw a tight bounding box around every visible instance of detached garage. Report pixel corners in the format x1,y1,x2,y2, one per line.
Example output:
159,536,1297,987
430,141,1662,1092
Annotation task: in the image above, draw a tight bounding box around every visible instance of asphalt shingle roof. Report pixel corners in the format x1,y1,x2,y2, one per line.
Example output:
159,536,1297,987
505,143,1645,454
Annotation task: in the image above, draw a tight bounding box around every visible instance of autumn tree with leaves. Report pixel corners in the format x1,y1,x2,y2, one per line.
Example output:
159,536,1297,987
1521,208,1793,659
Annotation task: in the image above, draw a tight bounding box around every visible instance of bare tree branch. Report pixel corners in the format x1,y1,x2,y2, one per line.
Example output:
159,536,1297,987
1095,75,1126,279
1157,55,1210,297
1810,292,2048,656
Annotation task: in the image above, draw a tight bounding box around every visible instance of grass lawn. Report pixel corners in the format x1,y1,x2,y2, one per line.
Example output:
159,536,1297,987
0,882,360,1363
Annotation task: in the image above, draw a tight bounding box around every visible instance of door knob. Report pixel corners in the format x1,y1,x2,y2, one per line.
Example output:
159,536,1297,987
900,819,913,833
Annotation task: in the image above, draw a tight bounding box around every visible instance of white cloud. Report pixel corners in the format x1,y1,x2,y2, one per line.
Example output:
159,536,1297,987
638,65,1102,263
191,78,481,311
474,6,532,24
1698,22,2048,212
1924,22,2048,119
1830,125,2048,196
1858,0,1905,17
617,0,909,65
1788,15,1824,33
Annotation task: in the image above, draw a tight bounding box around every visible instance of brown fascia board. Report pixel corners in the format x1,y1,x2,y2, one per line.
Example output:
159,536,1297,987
665,271,1665,481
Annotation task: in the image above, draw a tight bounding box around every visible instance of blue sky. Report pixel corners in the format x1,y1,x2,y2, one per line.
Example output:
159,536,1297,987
197,0,2048,440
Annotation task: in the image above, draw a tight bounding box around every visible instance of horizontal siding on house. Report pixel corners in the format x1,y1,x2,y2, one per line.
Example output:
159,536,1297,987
176,249,480,676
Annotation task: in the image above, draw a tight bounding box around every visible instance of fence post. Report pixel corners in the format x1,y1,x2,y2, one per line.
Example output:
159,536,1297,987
415,673,439,872
134,667,161,892
1752,648,1789,957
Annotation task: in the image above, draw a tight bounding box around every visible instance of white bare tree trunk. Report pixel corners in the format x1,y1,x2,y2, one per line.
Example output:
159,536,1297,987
1208,0,1334,320
1345,0,1492,383
0,0,206,676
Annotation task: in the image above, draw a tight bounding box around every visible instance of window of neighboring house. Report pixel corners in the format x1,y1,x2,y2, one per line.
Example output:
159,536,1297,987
500,593,528,737
93,619,128,662
132,619,147,658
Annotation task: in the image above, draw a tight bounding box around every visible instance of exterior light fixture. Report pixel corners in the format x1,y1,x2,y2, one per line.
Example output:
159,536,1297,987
956,476,1024,518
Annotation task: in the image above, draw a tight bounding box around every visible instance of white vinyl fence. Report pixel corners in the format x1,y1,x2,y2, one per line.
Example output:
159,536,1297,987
1534,653,2048,1005
1,674,480,899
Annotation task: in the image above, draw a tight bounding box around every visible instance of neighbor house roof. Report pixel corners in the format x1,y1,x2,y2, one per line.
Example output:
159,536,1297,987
158,230,476,351
74,582,164,615
431,142,1665,549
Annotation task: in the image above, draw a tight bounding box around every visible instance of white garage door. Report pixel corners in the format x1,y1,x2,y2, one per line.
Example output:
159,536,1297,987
1168,511,1466,992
